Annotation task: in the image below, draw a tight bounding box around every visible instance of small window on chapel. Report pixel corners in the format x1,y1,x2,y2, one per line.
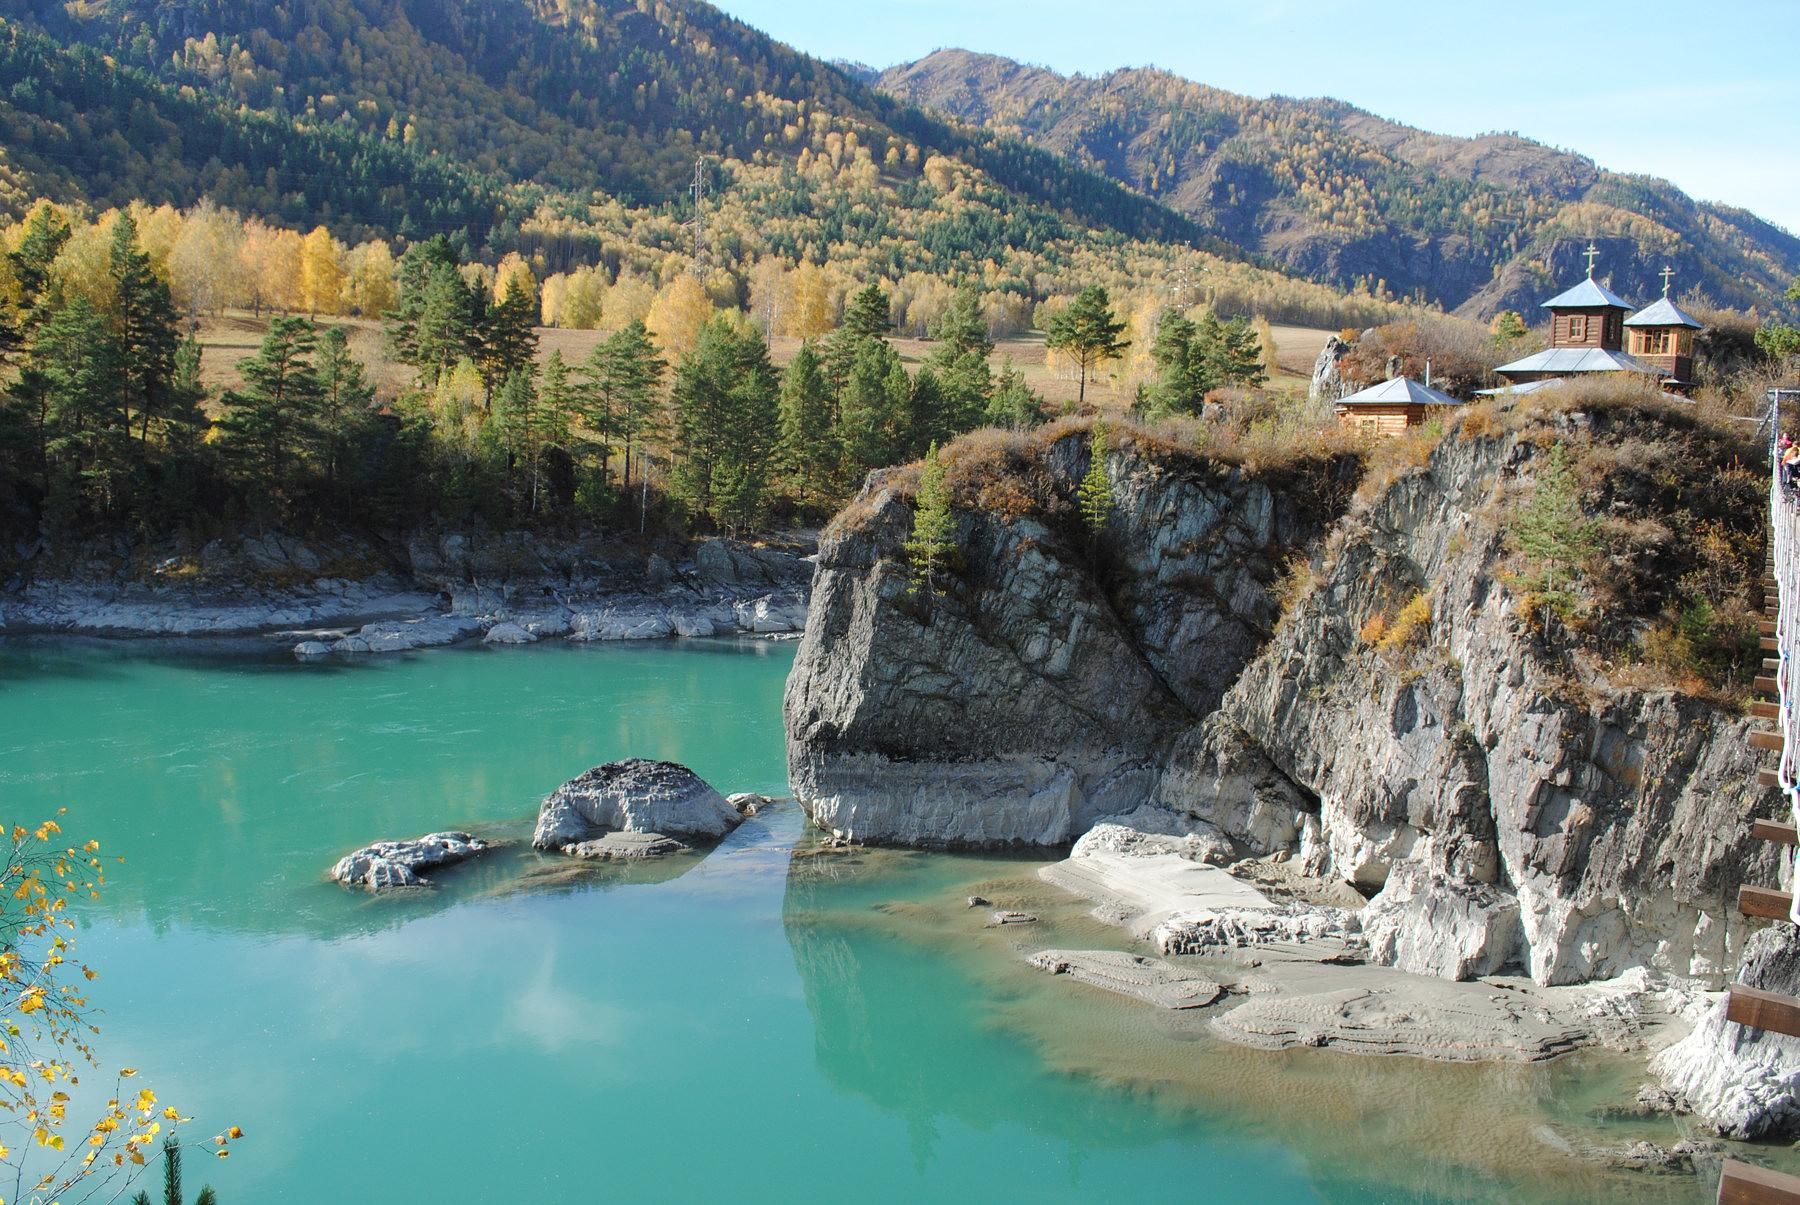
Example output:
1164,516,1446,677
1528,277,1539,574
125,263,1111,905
1568,315,1588,341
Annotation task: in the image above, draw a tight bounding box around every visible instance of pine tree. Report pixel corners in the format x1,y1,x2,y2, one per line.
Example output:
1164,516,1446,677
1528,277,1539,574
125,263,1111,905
37,297,127,525
1508,443,1601,621
493,368,542,511
131,1133,218,1205
986,357,1045,430
821,280,893,390
778,340,836,506
578,320,665,490
836,338,911,474
670,317,779,531
109,210,180,443
214,317,324,512
315,325,375,498
1079,421,1113,534
479,277,539,396
1149,311,1201,414
925,286,993,436
6,203,70,346
904,442,956,596
1045,285,1129,407
1200,313,1267,391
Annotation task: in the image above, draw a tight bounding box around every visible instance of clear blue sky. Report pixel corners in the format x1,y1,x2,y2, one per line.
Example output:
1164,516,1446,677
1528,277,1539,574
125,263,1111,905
715,0,1798,236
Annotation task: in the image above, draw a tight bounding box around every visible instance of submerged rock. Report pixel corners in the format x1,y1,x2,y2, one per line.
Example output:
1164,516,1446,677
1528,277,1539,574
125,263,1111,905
1029,949,1222,1010
562,831,688,861
532,758,742,851
986,910,1038,927
331,832,490,891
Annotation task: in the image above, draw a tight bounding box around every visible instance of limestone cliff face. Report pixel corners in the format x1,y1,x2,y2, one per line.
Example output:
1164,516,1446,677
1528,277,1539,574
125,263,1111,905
1189,431,1779,986
783,432,1347,848
784,418,1781,987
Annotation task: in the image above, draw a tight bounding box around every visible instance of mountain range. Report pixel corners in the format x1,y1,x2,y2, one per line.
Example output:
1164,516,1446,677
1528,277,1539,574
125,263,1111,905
0,1,1791,323
877,49,1800,319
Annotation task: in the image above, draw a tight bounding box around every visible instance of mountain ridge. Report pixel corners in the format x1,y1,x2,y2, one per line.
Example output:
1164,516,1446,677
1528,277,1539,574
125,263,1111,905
877,48,1800,319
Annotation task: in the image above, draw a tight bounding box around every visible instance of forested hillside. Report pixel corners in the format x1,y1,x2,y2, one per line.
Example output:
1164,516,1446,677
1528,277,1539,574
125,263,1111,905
0,0,1192,246
878,50,1800,319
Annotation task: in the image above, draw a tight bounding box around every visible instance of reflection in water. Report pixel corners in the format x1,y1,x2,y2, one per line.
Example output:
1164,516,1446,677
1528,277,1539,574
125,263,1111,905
779,838,1757,1205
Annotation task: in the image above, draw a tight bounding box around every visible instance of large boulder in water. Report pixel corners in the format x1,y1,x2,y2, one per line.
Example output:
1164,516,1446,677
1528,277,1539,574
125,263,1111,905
533,759,741,850
331,832,490,891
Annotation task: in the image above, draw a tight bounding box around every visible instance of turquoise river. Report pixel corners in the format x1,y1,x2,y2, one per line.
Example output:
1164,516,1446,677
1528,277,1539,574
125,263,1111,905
0,637,1753,1202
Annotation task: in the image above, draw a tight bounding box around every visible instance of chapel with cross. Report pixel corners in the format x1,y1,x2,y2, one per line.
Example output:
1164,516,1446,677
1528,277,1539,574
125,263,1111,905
1489,242,1706,394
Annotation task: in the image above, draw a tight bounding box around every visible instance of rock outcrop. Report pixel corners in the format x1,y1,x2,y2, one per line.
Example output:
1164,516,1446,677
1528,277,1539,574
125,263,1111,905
330,832,491,891
532,759,742,851
1651,923,1800,1138
785,431,1351,847
1307,334,1354,405
785,412,1780,991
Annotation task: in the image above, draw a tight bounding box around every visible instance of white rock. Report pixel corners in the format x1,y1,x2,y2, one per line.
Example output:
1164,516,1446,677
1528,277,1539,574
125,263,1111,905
483,621,536,645
1074,805,1236,865
532,758,742,849
330,832,490,892
293,640,332,658
1361,860,1521,980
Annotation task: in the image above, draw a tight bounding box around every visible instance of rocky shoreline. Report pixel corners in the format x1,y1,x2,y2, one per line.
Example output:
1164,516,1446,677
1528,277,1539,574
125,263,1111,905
781,415,1799,1138
1,530,813,651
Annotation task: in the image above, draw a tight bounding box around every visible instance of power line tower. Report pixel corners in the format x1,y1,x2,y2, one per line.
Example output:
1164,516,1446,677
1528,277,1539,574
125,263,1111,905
686,155,709,279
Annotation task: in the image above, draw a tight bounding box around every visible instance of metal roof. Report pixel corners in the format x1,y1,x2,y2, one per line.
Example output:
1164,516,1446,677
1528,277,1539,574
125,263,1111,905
1624,296,1704,329
1540,276,1634,310
1473,377,1569,397
1495,347,1670,377
1335,376,1462,407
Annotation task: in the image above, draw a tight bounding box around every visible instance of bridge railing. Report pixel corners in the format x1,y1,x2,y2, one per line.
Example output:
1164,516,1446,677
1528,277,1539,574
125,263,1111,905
1769,390,1800,922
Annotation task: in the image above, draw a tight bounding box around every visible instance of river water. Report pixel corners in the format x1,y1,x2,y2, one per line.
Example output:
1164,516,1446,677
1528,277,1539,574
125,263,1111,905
0,637,1744,1202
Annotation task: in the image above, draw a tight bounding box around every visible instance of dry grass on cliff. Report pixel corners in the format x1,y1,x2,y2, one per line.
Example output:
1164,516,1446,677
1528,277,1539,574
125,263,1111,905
1481,377,1768,702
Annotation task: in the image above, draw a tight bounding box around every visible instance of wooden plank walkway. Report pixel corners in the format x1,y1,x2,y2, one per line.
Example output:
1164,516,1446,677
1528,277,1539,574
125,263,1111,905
1719,1158,1800,1204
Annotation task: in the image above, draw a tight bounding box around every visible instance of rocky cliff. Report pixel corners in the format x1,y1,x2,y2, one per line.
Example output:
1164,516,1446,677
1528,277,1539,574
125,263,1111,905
784,404,1783,991
784,428,1354,847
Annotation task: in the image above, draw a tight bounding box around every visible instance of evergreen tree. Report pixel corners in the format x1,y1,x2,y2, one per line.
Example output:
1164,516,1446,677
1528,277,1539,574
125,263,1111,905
214,317,324,513
493,368,542,511
479,279,539,396
314,326,375,499
909,364,947,453
670,317,779,530
1149,311,1203,414
904,443,956,597
579,320,665,490
412,263,477,390
1045,286,1129,407
836,338,911,474
37,298,127,525
821,280,893,390
925,286,993,436
1149,310,1265,415
6,203,70,347
130,1132,218,1205
1078,421,1113,534
986,357,1045,430
109,211,181,443
1196,312,1266,391
778,340,836,506
1508,443,1601,621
